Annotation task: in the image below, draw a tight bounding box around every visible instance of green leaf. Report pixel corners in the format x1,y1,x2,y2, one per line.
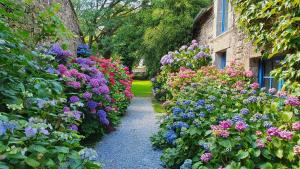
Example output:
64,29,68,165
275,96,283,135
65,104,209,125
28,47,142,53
254,149,261,157
275,149,283,159
237,150,249,160
29,145,47,153
219,140,232,148
54,146,69,153
25,158,40,167
260,162,272,169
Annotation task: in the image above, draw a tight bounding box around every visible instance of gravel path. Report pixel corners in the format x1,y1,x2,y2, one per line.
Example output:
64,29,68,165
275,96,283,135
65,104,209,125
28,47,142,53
95,97,163,169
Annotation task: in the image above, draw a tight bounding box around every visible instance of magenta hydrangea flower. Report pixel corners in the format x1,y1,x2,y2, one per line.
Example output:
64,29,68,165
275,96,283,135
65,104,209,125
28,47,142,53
278,130,293,140
266,127,279,136
250,82,259,90
235,121,248,132
83,92,92,100
66,81,81,89
285,96,300,106
219,120,232,129
200,152,212,162
292,122,300,131
69,96,80,103
293,145,300,155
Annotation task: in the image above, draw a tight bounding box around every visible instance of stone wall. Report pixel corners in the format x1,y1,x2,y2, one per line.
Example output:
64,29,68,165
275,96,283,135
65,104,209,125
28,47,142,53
38,0,82,53
194,0,261,74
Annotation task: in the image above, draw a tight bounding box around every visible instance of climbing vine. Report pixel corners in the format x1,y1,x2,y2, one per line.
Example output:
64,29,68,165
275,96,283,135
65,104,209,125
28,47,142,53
231,0,300,95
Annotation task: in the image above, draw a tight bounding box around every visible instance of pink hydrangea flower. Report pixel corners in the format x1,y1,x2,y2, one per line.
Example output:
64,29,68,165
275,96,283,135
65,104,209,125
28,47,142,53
200,152,212,162
244,70,254,78
66,81,81,89
235,121,248,132
266,127,279,136
293,145,300,155
292,122,300,131
256,131,262,136
250,82,259,90
256,139,265,149
285,96,300,106
278,130,293,140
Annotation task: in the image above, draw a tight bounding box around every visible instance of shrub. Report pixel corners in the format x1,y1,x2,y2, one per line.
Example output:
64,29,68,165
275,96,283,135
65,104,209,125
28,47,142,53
152,39,211,102
152,60,300,168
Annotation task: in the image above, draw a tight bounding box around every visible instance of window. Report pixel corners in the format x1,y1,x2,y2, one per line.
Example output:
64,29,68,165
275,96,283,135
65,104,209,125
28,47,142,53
216,51,227,69
217,0,228,35
258,56,284,90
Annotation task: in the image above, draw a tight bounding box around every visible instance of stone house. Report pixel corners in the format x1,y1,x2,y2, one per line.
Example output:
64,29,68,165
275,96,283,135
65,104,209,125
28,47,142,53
192,0,284,89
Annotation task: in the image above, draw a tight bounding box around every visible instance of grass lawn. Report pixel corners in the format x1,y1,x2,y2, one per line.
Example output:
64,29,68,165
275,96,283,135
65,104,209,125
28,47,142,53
132,80,166,113
132,80,152,97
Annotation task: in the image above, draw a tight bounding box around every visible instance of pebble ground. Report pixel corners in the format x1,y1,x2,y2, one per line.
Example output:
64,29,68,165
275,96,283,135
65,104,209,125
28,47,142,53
95,97,163,169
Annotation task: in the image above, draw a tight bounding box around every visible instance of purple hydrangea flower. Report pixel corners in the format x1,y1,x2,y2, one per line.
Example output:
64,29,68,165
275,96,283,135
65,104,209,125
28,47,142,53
83,92,92,100
69,96,80,103
40,128,49,135
25,127,37,137
160,54,174,65
87,101,98,109
235,121,248,132
285,96,300,106
200,152,212,162
194,51,206,59
98,110,109,125
69,124,78,131
66,81,81,89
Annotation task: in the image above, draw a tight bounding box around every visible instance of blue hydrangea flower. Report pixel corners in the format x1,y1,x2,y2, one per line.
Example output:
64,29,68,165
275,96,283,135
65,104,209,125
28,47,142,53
165,130,177,144
263,121,273,128
247,96,257,103
208,96,216,102
232,115,244,123
240,90,247,94
240,108,249,115
195,99,205,107
79,148,98,161
199,142,210,151
198,112,206,118
181,113,189,119
187,112,195,119
180,159,192,169
172,107,183,115
173,121,189,129
183,100,192,105
25,126,38,137
205,104,214,112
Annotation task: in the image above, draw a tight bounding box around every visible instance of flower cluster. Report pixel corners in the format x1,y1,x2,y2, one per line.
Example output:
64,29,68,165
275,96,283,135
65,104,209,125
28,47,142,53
151,59,300,168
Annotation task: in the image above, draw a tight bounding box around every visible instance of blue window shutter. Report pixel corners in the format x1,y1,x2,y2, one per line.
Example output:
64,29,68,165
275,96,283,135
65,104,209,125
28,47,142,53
220,53,226,69
258,60,264,87
221,0,227,33
278,79,284,90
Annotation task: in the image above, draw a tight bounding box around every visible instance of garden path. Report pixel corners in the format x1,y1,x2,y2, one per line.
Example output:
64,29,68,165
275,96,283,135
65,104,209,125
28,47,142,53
95,97,163,169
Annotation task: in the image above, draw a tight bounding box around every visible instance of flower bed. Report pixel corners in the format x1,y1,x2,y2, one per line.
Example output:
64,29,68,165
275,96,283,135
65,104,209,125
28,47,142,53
152,47,300,168
0,41,133,168
152,40,211,102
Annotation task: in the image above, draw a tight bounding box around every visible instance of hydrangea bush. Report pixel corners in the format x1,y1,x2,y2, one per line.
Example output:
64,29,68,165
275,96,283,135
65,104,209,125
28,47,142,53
152,40,211,102
152,60,300,168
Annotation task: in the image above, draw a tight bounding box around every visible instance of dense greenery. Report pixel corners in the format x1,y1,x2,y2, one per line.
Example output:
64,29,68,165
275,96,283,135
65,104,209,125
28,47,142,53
231,0,300,96
73,0,212,75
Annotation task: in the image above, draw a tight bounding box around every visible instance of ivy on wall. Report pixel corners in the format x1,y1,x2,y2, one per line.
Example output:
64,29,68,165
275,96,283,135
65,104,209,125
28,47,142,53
231,0,300,95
